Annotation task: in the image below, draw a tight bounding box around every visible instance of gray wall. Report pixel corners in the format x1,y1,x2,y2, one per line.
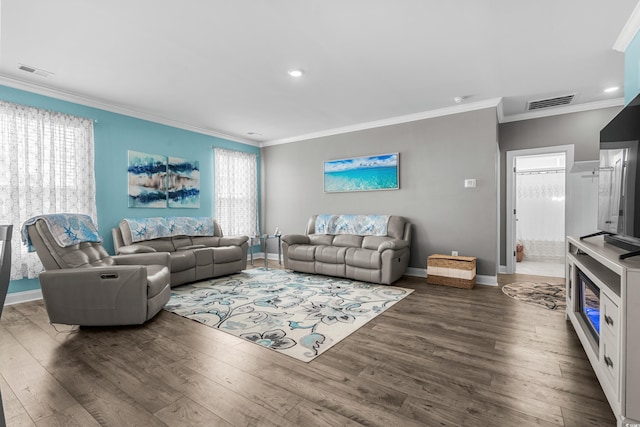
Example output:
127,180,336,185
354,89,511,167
497,106,621,265
261,108,499,277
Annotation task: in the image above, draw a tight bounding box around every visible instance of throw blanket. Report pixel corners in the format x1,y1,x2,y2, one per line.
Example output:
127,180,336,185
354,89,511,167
124,217,215,243
315,214,390,236
21,213,102,252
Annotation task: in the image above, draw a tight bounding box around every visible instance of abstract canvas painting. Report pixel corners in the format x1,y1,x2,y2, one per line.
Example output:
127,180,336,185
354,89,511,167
168,156,200,208
324,153,399,193
128,150,167,208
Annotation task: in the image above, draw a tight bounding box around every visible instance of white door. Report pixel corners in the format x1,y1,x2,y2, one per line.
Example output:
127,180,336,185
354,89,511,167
506,145,574,276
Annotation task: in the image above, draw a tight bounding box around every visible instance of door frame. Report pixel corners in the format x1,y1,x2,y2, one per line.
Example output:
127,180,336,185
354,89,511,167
505,145,574,274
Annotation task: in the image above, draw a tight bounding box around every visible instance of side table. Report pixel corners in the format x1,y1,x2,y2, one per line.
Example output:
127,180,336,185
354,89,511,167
249,234,282,269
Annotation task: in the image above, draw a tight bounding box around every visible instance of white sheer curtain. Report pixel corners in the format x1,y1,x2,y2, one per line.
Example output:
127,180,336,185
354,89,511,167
214,148,258,236
516,171,565,259
0,101,96,280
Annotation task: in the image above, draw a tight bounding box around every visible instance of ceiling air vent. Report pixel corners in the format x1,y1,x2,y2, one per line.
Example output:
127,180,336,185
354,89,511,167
18,64,53,77
18,65,36,73
527,94,575,111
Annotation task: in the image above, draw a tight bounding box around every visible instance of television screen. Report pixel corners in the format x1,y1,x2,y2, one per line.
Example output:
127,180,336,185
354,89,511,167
599,94,640,251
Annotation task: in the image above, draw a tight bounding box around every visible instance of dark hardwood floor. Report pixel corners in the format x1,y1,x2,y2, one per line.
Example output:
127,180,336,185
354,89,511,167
0,261,616,426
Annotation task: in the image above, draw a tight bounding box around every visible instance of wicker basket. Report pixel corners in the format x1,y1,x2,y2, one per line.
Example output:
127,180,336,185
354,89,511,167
426,254,476,289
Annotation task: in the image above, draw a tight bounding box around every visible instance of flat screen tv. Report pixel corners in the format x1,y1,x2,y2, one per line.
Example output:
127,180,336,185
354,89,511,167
599,93,640,253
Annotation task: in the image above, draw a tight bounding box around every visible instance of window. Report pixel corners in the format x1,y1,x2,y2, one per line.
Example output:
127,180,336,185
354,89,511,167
214,148,258,236
0,101,96,279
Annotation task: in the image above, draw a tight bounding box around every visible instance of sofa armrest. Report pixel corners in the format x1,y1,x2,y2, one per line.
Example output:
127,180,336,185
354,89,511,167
39,266,148,325
377,239,409,253
117,244,157,254
113,252,171,267
220,235,249,246
281,234,310,245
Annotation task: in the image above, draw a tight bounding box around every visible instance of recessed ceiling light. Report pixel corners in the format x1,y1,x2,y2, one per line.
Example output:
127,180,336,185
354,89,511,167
453,96,464,103
288,69,303,78
604,86,620,93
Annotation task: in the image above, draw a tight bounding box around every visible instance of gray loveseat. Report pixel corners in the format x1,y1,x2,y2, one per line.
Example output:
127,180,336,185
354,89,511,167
112,217,248,287
282,214,411,284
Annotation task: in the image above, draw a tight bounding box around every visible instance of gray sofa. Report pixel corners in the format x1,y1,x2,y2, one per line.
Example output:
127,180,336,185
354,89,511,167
112,217,248,287
282,214,411,284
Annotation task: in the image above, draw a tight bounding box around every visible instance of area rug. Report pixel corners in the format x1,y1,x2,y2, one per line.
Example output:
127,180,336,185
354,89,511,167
501,282,566,311
164,268,414,362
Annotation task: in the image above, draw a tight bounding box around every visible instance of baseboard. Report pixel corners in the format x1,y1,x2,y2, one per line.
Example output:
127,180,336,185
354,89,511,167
247,261,498,286
5,289,43,305
499,265,508,274
405,267,426,278
476,275,498,286
405,267,498,286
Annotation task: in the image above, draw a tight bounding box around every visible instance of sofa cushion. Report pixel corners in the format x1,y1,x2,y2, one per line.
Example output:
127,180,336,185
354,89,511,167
287,245,316,261
135,238,176,253
213,246,244,263
170,250,196,272
192,236,222,247
173,236,194,249
333,235,363,248
30,221,116,269
315,245,347,263
309,234,334,245
345,248,381,269
118,245,157,254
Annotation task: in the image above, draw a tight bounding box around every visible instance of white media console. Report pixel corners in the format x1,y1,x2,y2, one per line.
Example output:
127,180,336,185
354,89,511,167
566,235,640,426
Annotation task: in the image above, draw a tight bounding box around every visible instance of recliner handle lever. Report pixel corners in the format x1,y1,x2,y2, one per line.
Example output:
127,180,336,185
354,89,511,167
100,273,119,279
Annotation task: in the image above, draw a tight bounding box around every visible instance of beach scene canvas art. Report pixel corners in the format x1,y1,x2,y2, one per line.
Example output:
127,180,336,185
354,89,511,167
128,150,167,208
168,156,200,208
324,153,399,192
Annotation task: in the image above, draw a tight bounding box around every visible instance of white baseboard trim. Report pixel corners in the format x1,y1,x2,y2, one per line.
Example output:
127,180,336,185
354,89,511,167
499,265,508,274
476,275,498,286
247,261,499,286
5,289,43,306
405,267,498,286
405,267,426,278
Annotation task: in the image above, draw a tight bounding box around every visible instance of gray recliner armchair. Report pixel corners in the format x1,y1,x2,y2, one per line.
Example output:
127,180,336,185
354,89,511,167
25,216,171,326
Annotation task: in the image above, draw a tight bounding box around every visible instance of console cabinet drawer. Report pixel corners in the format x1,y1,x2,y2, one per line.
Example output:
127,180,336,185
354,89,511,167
601,331,620,396
601,292,619,338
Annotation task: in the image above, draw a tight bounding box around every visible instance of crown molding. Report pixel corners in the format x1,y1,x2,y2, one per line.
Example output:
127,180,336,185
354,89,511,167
262,98,503,147
0,75,259,147
613,1,640,52
499,98,624,123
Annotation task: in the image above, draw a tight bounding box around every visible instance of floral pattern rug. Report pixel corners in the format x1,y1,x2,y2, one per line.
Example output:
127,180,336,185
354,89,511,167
164,268,414,362
502,282,566,311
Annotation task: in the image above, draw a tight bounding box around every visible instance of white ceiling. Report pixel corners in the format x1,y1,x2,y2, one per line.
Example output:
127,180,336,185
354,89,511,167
0,1,637,145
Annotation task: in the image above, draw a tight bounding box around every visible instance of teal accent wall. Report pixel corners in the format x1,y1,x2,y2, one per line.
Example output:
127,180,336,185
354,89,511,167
1,84,260,294
625,31,640,104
